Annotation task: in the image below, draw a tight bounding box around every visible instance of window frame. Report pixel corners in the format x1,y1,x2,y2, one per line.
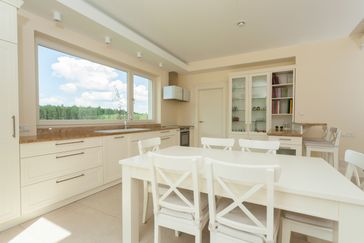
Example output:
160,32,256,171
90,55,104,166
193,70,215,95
35,38,156,127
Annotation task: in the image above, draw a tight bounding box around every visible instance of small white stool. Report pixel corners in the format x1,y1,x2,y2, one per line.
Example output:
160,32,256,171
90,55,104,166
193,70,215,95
281,212,335,243
304,128,341,170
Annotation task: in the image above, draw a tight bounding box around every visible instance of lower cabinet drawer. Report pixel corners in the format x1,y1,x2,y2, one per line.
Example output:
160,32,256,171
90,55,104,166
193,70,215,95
21,147,103,186
21,167,103,215
268,136,302,145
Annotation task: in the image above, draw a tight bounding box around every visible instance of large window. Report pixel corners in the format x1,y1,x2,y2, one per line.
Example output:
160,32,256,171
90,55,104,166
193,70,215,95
37,45,153,122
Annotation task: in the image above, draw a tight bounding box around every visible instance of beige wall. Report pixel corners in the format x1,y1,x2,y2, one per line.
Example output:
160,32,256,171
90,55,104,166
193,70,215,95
176,37,364,159
17,10,178,136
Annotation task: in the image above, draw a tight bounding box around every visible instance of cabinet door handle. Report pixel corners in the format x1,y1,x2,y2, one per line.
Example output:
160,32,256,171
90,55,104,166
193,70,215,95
56,152,85,159
198,121,204,123
160,131,170,134
12,115,16,138
55,140,85,146
279,138,292,141
56,173,85,184
114,136,125,139
161,137,170,140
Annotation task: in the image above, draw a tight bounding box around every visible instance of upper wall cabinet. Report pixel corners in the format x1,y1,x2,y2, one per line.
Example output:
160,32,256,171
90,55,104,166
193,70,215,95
0,1,17,43
228,66,296,136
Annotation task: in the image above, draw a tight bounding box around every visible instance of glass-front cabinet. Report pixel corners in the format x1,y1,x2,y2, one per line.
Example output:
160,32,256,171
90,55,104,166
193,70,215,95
229,73,269,134
231,76,247,132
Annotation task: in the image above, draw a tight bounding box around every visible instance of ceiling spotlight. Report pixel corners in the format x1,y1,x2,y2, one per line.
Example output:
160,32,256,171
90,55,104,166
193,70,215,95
236,20,246,27
104,36,112,45
137,51,143,58
53,11,62,22
159,62,163,68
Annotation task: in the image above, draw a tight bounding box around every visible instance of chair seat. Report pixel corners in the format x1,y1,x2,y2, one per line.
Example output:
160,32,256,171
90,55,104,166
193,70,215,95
283,211,334,229
159,189,208,221
215,198,280,241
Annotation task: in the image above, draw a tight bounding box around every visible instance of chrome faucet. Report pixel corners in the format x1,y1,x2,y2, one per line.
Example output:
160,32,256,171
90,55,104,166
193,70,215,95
123,112,128,129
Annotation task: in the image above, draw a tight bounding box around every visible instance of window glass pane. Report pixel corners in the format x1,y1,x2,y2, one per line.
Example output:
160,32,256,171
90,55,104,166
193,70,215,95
38,45,128,120
133,75,152,120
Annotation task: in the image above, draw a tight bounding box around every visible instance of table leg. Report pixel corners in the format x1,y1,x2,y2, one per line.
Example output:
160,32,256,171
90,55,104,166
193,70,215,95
122,166,140,243
338,203,364,242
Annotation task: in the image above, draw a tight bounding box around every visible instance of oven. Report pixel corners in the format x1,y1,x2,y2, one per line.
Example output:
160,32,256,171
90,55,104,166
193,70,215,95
180,128,190,146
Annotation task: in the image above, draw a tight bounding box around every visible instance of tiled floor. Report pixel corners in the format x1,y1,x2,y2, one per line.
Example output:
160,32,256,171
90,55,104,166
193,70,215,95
0,184,323,243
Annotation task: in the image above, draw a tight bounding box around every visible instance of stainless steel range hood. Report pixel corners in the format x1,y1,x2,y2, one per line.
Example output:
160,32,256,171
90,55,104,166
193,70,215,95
163,72,190,102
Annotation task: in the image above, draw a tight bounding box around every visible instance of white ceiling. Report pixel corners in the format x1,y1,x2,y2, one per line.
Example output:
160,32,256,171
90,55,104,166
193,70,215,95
21,0,364,71
84,0,364,62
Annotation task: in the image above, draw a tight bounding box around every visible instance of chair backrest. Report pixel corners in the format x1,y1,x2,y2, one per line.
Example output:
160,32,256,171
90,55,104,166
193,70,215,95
138,137,161,155
327,127,341,147
149,152,203,224
239,139,280,154
205,158,281,242
201,137,235,151
345,150,364,188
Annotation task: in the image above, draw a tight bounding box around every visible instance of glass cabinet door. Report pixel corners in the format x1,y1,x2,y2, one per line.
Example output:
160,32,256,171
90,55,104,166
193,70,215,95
250,74,268,133
231,77,247,132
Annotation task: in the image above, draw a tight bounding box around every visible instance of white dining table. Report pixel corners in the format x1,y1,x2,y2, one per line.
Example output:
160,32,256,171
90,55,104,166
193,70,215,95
119,146,364,243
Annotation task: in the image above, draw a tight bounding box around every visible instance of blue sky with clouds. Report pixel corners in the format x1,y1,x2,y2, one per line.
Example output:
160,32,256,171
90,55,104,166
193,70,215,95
38,45,150,113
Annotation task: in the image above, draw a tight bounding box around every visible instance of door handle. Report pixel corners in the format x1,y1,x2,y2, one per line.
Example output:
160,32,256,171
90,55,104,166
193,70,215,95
12,115,16,138
199,121,204,123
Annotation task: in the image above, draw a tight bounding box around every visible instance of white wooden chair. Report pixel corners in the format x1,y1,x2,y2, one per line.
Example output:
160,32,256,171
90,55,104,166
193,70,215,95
201,137,235,151
281,212,335,243
205,158,281,243
138,137,161,224
344,149,364,189
149,152,209,243
239,139,280,154
304,127,342,169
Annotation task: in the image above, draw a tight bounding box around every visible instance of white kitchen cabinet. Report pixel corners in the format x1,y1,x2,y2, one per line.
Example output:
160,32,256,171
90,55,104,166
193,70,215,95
128,132,155,157
229,72,270,135
20,137,102,158
21,147,103,186
160,129,180,149
0,0,22,227
22,167,103,214
0,1,17,43
103,134,129,183
20,137,104,215
268,135,302,156
128,129,180,156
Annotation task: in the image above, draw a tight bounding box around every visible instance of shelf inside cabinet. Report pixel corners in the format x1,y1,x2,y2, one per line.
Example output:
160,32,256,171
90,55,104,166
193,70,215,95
272,97,293,100
272,113,292,116
272,83,293,87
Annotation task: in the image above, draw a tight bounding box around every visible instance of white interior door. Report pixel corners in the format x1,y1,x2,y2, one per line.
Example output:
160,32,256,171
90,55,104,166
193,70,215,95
197,88,224,145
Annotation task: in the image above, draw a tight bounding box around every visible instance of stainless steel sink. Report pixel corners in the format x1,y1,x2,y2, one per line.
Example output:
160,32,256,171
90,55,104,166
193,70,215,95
95,128,151,134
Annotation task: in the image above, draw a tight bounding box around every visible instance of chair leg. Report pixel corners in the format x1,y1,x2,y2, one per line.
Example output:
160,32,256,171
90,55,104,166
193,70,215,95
195,231,202,243
333,149,339,170
281,219,292,243
142,181,148,224
154,224,160,243
306,148,312,157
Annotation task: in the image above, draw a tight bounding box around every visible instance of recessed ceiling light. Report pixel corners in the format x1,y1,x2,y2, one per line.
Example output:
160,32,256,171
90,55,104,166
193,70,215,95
137,51,143,58
159,62,163,68
236,20,246,27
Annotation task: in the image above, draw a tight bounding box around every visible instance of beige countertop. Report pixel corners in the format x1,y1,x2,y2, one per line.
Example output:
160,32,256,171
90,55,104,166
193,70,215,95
20,124,193,144
267,130,303,137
